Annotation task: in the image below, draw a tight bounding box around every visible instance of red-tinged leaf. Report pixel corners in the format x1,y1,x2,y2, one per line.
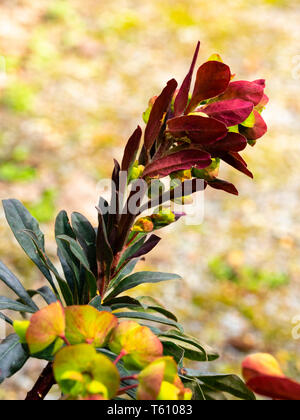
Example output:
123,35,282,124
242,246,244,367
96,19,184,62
240,110,267,140
128,234,161,260
253,79,266,88
207,132,247,156
174,41,200,116
207,179,239,195
256,94,269,112
221,152,253,178
65,306,118,347
26,301,65,354
219,80,264,106
202,99,254,127
168,115,228,145
109,321,163,370
144,79,178,152
247,375,300,401
121,126,142,172
143,150,212,178
242,353,284,383
186,61,231,113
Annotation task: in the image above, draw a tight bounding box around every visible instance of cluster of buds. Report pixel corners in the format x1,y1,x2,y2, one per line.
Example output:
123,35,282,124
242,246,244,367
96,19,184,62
14,302,192,400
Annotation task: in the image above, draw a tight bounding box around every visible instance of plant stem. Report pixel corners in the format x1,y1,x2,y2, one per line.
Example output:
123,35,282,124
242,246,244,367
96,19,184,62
121,374,138,381
25,362,55,401
113,349,127,365
117,384,138,395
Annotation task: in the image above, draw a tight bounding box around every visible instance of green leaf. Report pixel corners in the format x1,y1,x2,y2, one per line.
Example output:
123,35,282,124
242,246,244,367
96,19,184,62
158,330,218,362
55,211,79,301
57,235,97,300
27,286,58,305
24,230,73,306
105,271,181,301
89,296,112,312
71,212,97,277
0,334,29,384
0,312,13,326
162,341,185,365
184,370,256,400
0,297,36,313
2,199,58,294
114,312,183,332
0,260,38,311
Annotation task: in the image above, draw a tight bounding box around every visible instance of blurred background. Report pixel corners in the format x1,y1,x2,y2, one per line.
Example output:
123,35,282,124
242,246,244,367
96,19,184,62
1,0,300,399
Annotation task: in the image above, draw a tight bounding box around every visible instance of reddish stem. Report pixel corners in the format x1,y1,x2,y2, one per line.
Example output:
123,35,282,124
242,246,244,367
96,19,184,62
60,335,71,346
25,363,55,401
118,384,138,395
113,349,127,365
121,374,138,381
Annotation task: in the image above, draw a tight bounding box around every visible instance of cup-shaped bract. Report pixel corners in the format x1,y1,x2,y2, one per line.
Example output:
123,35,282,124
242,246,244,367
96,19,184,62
53,344,120,399
137,356,192,400
65,305,118,347
26,301,65,354
109,321,163,370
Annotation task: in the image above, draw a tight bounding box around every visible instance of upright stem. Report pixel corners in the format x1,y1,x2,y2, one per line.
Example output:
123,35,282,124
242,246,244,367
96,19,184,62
25,363,55,401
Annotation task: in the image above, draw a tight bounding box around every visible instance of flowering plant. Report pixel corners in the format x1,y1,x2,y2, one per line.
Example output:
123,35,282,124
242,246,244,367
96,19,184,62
0,42,267,400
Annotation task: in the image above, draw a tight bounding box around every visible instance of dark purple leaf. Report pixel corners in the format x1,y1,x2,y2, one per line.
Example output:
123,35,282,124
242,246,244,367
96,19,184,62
174,41,200,116
202,99,254,127
144,79,178,152
168,115,227,145
219,80,264,106
220,152,253,178
207,179,239,195
186,61,231,113
128,235,161,260
143,149,212,178
207,132,247,156
121,126,142,172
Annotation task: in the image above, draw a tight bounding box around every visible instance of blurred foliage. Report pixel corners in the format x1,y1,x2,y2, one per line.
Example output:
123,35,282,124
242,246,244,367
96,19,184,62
0,0,300,399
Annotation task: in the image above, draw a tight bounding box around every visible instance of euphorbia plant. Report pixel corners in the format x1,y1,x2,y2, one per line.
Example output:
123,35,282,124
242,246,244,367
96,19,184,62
0,42,268,400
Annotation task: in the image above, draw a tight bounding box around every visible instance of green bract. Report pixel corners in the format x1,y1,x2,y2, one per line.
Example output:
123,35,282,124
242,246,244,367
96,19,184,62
109,321,163,370
138,357,192,400
53,344,120,399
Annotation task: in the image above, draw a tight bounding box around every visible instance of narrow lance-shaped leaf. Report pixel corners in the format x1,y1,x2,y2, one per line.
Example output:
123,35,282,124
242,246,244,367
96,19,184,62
174,41,200,116
2,199,58,294
207,179,239,196
104,271,182,301
143,150,212,178
0,260,38,311
186,61,231,114
71,212,97,277
127,234,161,260
144,79,178,152
27,286,58,305
220,152,253,179
0,296,36,313
0,334,29,384
121,126,142,172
